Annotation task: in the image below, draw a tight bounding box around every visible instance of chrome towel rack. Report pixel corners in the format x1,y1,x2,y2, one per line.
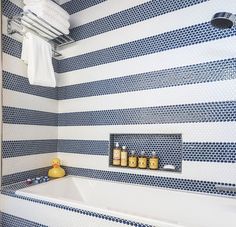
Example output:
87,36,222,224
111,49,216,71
7,11,75,57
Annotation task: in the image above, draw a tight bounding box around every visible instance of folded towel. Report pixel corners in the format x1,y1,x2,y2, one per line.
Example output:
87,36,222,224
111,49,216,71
24,5,70,28
24,0,70,20
21,32,56,87
24,6,70,34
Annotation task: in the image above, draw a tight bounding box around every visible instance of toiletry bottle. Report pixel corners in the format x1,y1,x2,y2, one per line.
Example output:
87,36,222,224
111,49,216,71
113,142,121,166
149,151,159,170
138,151,147,169
121,146,128,167
128,150,137,168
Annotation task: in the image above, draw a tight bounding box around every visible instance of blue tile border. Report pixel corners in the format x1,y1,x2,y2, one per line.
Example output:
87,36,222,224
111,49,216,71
3,107,58,126
1,212,47,227
3,71,58,100
2,140,57,158
60,22,236,73
2,167,50,186
69,0,208,41
58,58,236,99
183,142,236,163
61,0,106,15
58,101,235,126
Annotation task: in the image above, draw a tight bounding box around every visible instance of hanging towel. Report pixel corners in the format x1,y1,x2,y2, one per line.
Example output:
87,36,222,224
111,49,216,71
24,0,70,20
21,32,56,87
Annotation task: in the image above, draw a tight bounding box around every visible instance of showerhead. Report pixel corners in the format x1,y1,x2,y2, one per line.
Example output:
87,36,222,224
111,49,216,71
211,12,236,29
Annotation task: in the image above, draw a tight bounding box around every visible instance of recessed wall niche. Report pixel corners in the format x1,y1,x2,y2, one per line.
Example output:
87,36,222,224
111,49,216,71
109,134,183,172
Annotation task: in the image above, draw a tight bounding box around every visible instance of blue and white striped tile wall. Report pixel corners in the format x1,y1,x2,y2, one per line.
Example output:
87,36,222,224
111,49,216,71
2,0,236,197
56,0,236,198
2,0,58,186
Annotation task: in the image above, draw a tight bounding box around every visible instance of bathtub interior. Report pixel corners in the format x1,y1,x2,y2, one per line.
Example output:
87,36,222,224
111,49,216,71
15,176,236,227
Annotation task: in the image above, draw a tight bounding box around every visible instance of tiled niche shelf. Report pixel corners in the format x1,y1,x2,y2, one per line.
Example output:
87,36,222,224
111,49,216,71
109,134,183,172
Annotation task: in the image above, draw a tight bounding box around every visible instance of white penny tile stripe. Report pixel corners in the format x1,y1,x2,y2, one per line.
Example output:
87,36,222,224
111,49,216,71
69,0,150,28
57,122,236,143
57,37,236,87
3,124,58,141
3,53,27,78
61,0,236,58
4,89,58,113
58,80,236,113
2,153,56,176
58,152,236,184
3,89,56,111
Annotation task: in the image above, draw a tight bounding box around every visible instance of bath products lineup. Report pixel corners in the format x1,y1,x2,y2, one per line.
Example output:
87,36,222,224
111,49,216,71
112,142,159,170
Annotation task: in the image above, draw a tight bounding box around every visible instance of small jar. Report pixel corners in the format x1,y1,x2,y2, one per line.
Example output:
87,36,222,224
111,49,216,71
138,151,147,169
149,151,159,170
128,150,137,168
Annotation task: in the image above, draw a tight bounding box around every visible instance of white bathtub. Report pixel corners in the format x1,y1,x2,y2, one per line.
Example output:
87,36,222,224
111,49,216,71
15,176,236,227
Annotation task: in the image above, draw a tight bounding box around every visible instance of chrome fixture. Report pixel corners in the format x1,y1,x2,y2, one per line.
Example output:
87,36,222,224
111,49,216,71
211,12,236,29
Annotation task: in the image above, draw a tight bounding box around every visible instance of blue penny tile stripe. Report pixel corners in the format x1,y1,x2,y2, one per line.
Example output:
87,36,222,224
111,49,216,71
57,140,236,164
58,101,235,126
1,213,47,227
3,107,58,126
2,167,50,186
69,0,208,41
2,0,22,17
60,22,236,73
64,167,236,197
58,58,236,100
2,189,152,227
61,0,106,15
2,140,57,158
2,35,22,59
52,58,59,73
183,143,236,163
3,71,58,100
57,140,109,155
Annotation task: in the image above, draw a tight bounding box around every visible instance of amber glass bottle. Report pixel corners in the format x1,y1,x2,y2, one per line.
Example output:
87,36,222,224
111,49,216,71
138,151,147,169
128,150,137,168
149,151,159,170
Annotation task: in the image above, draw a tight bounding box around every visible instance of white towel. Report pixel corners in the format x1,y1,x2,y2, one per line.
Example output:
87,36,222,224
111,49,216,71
21,32,56,87
24,6,70,34
24,0,70,20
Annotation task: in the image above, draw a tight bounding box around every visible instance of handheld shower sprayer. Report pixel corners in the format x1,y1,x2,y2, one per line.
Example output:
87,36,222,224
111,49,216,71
211,12,236,29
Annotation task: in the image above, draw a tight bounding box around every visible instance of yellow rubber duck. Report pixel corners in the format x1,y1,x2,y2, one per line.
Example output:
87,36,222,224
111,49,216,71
48,158,65,178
